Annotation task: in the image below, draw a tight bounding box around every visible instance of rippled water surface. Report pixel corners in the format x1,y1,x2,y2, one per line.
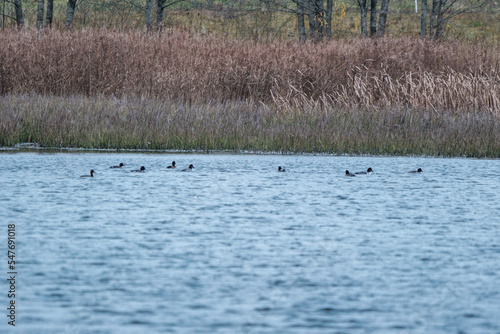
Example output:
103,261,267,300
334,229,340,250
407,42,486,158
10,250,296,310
1,152,499,333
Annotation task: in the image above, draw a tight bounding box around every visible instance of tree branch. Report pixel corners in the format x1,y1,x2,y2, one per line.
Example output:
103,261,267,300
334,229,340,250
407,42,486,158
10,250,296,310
161,0,186,10
119,0,146,11
263,0,314,15
0,13,17,21
442,0,488,21
442,0,460,13
75,0,87,10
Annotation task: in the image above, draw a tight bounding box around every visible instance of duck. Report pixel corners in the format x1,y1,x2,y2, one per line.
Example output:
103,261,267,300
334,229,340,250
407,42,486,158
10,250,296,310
110,163,124,169
81,170,95,177
166,161,176,169
278,166,286,172
409,168,423,173
181,164,194,171
131,166,146,172
345,170,356,177
355,167,373,175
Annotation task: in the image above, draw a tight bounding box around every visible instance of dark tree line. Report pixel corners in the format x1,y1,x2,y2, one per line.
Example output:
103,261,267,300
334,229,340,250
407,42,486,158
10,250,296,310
1,0,77,29
1,0,180,30
245,0,488,42
0,0,491,41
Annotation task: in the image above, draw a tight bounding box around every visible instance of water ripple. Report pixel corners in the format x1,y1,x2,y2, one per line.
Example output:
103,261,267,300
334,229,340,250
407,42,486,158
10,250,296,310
0,153,499,333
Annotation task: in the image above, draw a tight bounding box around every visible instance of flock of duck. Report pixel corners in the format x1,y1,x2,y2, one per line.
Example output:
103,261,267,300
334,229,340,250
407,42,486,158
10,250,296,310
80,161,423,177
80,161,194,177
345,167,422,177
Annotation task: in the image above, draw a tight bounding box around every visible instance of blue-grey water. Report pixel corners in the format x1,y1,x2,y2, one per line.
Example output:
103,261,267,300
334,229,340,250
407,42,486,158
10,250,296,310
0,152,499,333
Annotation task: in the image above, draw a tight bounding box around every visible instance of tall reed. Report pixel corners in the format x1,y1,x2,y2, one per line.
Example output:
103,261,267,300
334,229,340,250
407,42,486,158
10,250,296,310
1,94,498,157
1,29,499,113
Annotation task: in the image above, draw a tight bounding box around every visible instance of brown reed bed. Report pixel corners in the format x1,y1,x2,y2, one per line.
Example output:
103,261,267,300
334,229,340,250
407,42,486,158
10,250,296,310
0,29,499,113
1,94,499,157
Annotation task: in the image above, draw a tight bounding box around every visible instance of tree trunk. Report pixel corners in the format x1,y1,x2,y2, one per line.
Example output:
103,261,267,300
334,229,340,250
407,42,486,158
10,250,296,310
308,0,316,40
36,0,45,30
429,0,438,38
420,0,427,38
2,0,5,30
14,0,24,27
370,0,377,37
313,0,324,41
435,0,444,39
157,0,166,32
66,0,77,28
326,0,333,39
357,0,368,37
377,0,390,36
297,0,306,43
145,0,152,30
45,0,54,28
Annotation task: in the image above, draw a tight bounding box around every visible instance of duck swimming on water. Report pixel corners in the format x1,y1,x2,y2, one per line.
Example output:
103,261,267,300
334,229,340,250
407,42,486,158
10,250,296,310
81,170,95,177
409,168,423,173
278,166,286,172
110,163,124,168
355,167,373,175
181,164,194,171
167,161,176,169
345,170,356,177
131,166,146,172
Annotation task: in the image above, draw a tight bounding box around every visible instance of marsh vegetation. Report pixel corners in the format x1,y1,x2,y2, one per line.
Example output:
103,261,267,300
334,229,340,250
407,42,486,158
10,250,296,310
0,29,499,156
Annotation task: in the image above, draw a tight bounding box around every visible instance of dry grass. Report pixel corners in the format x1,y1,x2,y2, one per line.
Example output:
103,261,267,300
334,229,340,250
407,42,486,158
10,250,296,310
1,94,499,157
1,29,499,113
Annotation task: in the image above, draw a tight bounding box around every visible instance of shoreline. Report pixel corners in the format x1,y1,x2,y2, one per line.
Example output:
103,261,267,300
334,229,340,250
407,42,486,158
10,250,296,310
1,145,498,160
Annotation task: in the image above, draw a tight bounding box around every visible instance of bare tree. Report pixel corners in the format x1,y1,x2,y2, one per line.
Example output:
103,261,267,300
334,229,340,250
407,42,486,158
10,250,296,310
1,0,5,29
308,0,316,38
66,0,77,28
297,0,306,43
14,0,24,27
420,0,427,38
45,0,54,28
370,0,377,36
157,0,185,32
377,0,389,36
157,0,165,31
427,0,486,39
356,0,368,36
36,0,45,30
434,0,444,38
256,0,328,42
311,0,325,41
145,0,152,30
357,0,390,37
429,0,437,38
267,0,307,42
325,0,333,38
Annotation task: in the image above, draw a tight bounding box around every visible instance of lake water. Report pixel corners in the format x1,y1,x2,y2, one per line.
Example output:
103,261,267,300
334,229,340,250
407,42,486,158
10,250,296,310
0,152,499,333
